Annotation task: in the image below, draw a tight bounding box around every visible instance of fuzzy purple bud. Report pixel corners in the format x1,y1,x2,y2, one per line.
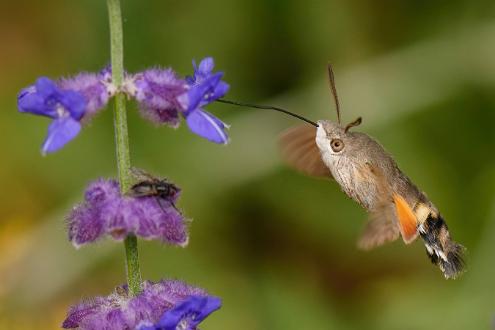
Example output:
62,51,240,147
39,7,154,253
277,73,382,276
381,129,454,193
62,280,219,330
58,72,112,121
67,179,188,248
130,68,188,127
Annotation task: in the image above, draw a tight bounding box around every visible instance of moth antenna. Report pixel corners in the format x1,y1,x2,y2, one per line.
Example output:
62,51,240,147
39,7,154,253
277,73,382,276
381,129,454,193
344,117,362,133
327,64,341,124
216,98,318,127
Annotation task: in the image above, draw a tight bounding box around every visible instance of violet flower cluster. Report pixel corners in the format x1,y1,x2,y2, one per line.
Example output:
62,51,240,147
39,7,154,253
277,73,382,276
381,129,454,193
62,280,221,330
17,57,230,154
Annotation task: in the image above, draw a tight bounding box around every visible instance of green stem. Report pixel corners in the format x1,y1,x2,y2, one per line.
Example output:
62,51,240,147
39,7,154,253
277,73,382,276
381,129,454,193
107,0,142,296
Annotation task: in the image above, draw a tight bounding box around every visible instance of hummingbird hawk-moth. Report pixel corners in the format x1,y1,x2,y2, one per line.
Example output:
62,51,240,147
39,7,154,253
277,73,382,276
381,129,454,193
219,65,465,279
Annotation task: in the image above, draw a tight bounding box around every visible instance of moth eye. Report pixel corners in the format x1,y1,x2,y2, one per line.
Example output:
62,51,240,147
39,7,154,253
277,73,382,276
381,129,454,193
330,138,344,152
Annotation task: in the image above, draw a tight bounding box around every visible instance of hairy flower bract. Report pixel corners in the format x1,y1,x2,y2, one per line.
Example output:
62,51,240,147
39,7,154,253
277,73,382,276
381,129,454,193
62,280,220,330
67,179,188,248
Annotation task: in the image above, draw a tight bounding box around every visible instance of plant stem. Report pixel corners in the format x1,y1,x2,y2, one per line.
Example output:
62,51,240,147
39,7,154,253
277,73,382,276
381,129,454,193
107,0,142,296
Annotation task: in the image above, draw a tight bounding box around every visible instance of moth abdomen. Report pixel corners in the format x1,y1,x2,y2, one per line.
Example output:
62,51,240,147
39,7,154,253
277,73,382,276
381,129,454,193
419,214,465,279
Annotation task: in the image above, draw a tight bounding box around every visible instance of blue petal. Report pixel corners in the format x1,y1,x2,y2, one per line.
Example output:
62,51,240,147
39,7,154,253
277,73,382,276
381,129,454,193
210,80,229,101
185,109,229,144
35,77,59,99
41,117,81,154
18,87,58,118
197,57,214,75
185,75,195,85
187,73,223,112
147,296,222,330
60,90,86,120
18,77,87,120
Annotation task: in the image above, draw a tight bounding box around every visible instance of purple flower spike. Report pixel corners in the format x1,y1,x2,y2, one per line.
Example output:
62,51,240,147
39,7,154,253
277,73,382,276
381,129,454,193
131,68,188,127
58,72,112,121
67,179,188,248
62,280,218,330
139,295,222,330
18,77,86,154
180,57,230,144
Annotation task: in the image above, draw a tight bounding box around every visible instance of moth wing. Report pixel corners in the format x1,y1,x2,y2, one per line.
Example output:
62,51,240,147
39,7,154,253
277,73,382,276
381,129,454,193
360,162,419,246
279,125,332,178
393,194,419,244
358,200,400,250
357,162,400,249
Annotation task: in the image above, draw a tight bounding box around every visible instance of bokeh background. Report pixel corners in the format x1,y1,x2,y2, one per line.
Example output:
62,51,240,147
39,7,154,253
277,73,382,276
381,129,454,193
1,0,495,329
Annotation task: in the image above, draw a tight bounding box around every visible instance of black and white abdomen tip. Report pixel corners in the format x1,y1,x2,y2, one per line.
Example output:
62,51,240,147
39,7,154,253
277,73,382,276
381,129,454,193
419,215,465,279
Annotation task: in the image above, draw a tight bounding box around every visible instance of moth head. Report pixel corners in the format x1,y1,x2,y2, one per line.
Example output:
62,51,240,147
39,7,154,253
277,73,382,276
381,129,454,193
316,117,362,156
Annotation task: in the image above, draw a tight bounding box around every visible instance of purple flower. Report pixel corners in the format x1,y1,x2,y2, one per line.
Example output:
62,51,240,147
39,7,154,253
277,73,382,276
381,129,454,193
184,57,230,111
67,179,188,248
62,280,219,330
129,58,230,144
18,77,86,154
18,72,111,154
130,68,188,127
181,57,230,144
139,295,222,330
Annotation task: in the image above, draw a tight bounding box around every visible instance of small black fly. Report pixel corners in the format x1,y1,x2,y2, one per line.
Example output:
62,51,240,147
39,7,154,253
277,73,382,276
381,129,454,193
129,168,180,213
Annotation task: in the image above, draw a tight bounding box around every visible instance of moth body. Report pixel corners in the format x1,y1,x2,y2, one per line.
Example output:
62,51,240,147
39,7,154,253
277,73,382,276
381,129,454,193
281,119,465,279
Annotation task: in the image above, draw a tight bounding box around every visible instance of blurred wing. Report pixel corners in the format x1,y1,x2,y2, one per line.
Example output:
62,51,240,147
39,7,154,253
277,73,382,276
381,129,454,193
358,201,400,250
131,167,157,181
357,162,400,250
279,125,332,178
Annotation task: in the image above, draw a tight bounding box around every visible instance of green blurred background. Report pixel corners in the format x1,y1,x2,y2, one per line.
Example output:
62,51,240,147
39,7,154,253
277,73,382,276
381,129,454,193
1,0,495,329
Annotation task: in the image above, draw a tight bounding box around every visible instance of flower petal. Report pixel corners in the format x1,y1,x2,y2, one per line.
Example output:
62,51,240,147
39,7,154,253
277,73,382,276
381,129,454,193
42,117,81,154
185,109,229,144
197,57,215,76
148,295,222,330
18,87,58,118
35,77,59,98
187,73,223,112
60,90,87,120
211,80,229,101
18,77,88,121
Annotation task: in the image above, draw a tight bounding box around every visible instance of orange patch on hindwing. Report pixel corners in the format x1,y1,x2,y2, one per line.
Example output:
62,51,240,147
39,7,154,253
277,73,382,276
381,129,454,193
393,194,418,244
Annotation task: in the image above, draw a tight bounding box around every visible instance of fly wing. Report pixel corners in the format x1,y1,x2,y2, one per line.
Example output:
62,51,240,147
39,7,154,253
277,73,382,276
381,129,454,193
131,167,158,182
279,125,332,178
